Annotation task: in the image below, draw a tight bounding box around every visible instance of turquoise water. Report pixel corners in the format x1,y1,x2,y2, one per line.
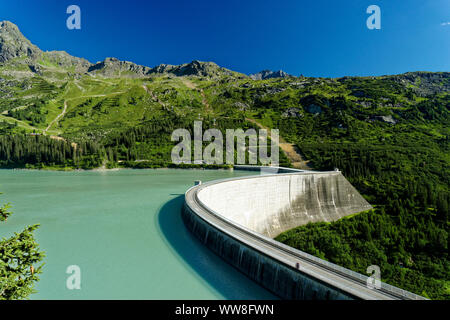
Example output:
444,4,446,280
0,169,276,300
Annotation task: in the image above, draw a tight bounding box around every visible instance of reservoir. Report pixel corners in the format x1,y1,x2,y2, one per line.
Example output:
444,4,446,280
0,168,276,299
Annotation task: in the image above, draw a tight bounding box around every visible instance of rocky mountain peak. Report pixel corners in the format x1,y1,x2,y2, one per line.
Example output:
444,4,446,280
149,60,238,78
0,20,18,31
87,57,152,77
44,50,92,71
0,20,42,62
249,69,291,80
176,60,225,77
0,21,245,79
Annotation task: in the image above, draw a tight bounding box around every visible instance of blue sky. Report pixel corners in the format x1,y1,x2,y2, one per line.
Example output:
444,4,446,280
0,0,449,77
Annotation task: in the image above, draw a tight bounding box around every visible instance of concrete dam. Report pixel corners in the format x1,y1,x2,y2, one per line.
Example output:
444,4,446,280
196,170,372,238
182,167,426,300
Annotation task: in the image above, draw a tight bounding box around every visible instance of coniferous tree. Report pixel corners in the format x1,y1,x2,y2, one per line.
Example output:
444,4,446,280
0,193,45,300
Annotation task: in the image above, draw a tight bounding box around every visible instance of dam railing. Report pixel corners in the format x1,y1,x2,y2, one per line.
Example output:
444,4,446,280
185,165,427,300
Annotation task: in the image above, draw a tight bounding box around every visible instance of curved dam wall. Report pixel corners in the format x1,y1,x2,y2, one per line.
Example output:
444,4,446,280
182,167,426,300
182,203,354,300
197,171,372,238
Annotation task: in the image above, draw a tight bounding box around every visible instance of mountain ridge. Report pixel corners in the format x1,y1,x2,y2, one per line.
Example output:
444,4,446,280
0,20,250,79
2,20,447,81
250,69,292,80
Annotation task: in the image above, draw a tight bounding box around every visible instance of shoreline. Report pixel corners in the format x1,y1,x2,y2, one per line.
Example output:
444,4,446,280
0,164,236,172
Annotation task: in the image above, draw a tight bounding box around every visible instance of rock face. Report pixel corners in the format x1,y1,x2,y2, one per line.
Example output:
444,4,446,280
339,72,450,97
0,20,91,75
150,63,177,74
282,107,303,118
150,60,240,78
197,172,372,238
389,72,450,96
369,115,397,124
250,69,291,80
88,57,152,77
44,51,91,73
0,21,41,62
88,59,244,78
233,101,249,111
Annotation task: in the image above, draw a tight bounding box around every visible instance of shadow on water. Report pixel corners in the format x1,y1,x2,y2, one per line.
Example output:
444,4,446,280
157,196,278,300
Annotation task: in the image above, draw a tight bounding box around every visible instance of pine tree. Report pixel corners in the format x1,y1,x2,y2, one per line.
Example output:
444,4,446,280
0,193,45,300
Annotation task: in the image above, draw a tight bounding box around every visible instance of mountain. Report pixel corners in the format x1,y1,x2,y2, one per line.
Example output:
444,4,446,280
44,51,91,73
88,57,152,77
0,21,243,79
87,59,246,79
154,60,247,78
0,21,282,80
249,69,291,80
0,21,41,62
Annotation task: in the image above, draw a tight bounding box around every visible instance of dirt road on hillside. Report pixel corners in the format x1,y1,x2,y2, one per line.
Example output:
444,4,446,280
246,118,313,169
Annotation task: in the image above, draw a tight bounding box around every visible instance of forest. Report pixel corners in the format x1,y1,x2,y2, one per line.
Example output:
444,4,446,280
0,114,289,169
274,96,449,299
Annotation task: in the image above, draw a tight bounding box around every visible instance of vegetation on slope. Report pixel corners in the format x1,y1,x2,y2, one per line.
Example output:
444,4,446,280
273,93,449,299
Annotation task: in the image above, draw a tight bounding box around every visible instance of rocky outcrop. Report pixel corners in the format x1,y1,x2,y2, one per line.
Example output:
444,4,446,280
339,72,450,97
0,21,42,62
250,69,291,80
88,57,152,77
233,101,250,111
150,60,243,78
44,51,91,73
369,115,397,124
150,63,177,74
282,107,303,118
388,72,450,96
0,20,91,76
88,59,246,79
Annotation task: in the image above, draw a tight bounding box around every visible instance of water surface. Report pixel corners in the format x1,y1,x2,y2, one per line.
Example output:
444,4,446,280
0,168,276,299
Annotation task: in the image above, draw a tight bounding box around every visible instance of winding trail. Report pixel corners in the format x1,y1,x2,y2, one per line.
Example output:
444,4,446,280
43,91,125,135
181,78,211,111
0,113,41,132
44,101,67,135
245,118,312,169
143,84,168,107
